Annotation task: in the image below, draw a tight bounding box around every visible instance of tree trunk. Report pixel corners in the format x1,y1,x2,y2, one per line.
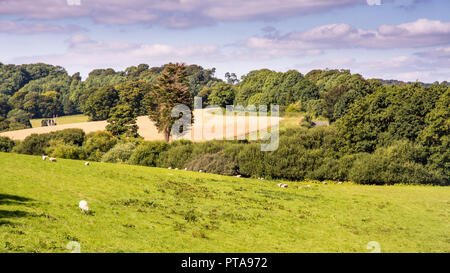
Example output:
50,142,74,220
164,130,170,142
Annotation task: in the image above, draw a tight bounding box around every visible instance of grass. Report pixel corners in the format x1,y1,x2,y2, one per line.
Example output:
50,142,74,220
30,114,89,128
0,152,449,253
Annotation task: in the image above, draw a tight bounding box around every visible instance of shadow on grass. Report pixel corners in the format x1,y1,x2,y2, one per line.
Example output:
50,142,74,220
0,194,35,226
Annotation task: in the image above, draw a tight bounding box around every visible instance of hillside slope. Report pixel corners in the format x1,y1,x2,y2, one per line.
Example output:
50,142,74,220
0,152,448,253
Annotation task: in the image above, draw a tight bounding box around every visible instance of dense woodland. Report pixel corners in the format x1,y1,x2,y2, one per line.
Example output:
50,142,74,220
0,62,448,185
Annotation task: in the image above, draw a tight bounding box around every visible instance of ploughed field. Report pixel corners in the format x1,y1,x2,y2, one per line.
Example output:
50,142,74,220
0,152,449,253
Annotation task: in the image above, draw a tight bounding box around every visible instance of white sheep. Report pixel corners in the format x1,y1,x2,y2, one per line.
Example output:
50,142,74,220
184,168,188,171
199,170,203,173
322,182,327,185
175,168,178,170
235,175,242,178
85,162,90,166
277,183,288,188
306,184,311,188
168,167,172,170
49,157,57,162
79,200,89,213
338,182,343,185
42,155,48,161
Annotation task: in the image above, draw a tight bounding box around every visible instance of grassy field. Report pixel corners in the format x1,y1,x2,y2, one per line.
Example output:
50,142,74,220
30,114,89,128
0,152,449,253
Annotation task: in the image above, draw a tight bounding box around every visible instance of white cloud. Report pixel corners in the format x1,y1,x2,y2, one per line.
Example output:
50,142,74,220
0,0,370,28
0,20,82,34
244,19,450,55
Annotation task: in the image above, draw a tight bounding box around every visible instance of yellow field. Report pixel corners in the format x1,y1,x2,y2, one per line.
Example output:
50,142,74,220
0,109,281,142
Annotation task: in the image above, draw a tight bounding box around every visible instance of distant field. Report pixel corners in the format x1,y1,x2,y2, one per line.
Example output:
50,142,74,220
30,115,89,128
1,152,448,253
1,109,281,142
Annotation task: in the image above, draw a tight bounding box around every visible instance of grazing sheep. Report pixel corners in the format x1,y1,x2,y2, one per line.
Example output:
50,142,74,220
175,168,178,170
42,155,48,161
79,200,89,213
235,175,242,178
49,157,57,162
322,182,327,185
85,162,90,166
184,168,188,171
306,184,311,188
168,167,172,170
277,183,288,188
199,170,203,173
338,182,343,185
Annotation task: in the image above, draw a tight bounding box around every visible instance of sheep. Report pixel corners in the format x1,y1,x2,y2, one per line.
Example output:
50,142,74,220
168,167,172,170
85,162,90,166
42,155,48,161
199,170,203,173
235,175,242,178
79,200,89,213
322,182,327,185
338,182,343,185
175,168,178,170
184,168,188,171
277,183,288,188
306,184,311,188
49,157,57,162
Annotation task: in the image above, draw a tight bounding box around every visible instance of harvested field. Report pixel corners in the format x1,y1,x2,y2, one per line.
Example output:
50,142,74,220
0,109,281,142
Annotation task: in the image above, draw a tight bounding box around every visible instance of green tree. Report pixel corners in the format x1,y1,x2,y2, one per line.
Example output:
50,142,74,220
82,85,119,121
208,82,235,107
106,104,139,137
147,63,193,142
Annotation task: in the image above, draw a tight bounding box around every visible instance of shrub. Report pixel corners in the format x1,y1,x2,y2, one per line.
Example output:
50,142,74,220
185,152,239,176
0,136,16,152
45,144,87,160
14,133,51,155
349,148,446,185
129,141,169,167
84,131,117,161
157,141,194,168
50,129,85,146
101,143,136,163
307,154,363,181
14,128,86,155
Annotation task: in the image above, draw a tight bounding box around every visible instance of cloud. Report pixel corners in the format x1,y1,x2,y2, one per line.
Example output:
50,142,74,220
243,19,450,55
0,0,369,28
416,46,450,58
13,34,223,70
0,20,82,34
298,54,450,82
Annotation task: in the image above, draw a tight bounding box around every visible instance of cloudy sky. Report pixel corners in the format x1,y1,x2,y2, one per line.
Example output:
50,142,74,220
1,0,449,82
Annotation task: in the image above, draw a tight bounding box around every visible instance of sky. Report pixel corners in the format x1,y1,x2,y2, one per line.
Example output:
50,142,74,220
0,0,449,82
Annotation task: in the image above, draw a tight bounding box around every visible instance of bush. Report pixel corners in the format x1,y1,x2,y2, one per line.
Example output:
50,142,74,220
14,133,52,155
84,131,117,161
185,152,239,176
14,128,86,155
101,143,136,163
0,136,16,152
349,148,446,185
129,141,168,167
45,144,87,160
157,142,194,169
50,129,85,146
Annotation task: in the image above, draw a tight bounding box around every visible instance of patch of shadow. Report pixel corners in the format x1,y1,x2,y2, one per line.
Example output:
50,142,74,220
0,210,30,219
0,194,35,206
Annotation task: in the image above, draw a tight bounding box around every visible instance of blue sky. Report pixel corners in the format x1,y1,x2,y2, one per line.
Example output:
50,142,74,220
0,0,449,82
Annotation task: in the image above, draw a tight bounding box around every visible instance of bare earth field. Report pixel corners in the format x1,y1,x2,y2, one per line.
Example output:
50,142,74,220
0,109,281,142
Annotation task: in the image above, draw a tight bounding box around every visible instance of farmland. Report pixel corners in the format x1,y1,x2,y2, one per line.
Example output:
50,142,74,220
1,152,448,253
